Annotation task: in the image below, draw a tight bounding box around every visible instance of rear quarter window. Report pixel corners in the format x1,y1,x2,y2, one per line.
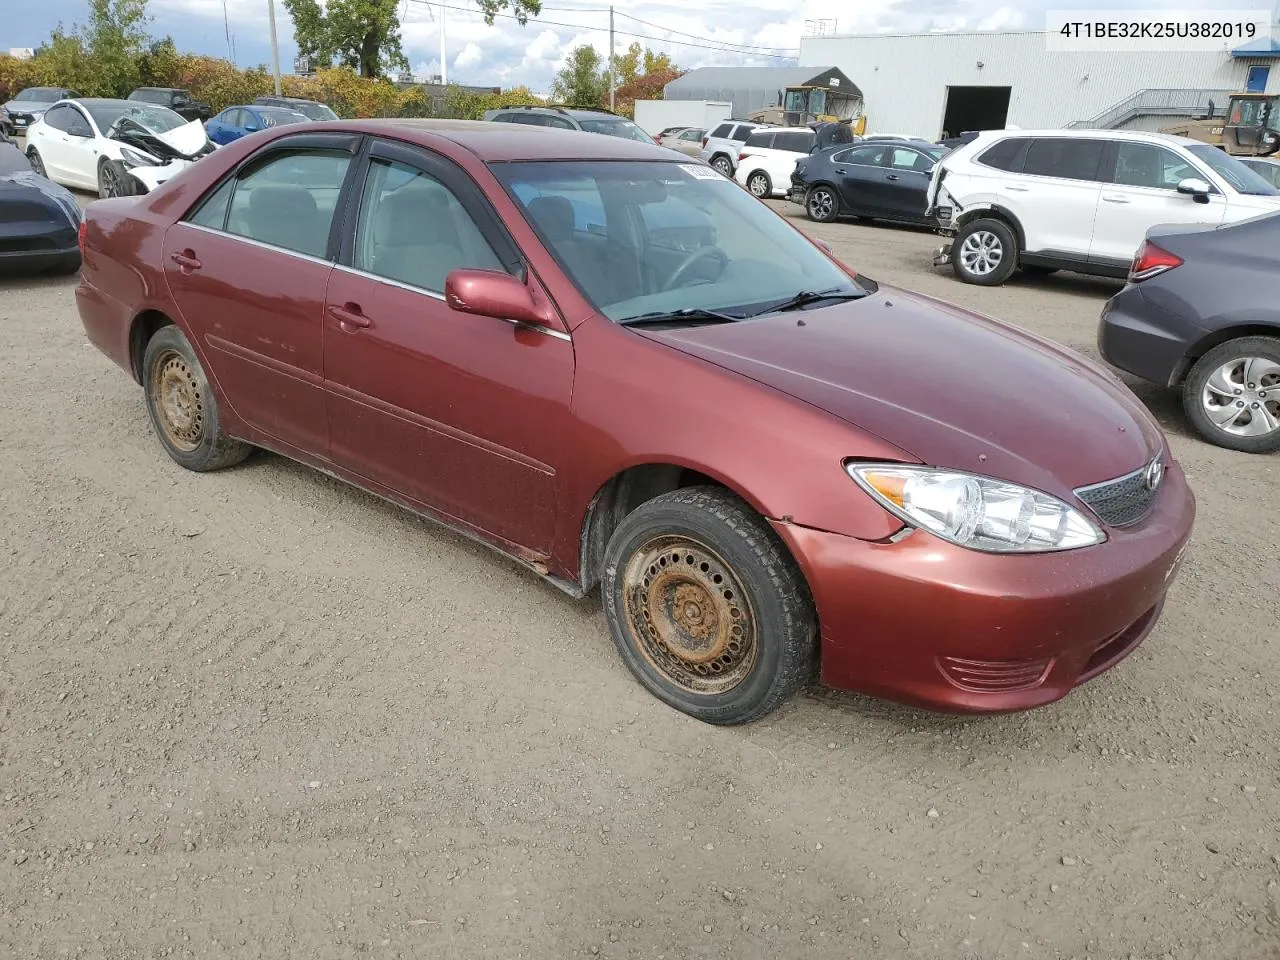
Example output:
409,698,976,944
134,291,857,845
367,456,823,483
1023,138,1105,181
710,123,734,139
744,131,775,149
775,132,815,153
976,137,1030,171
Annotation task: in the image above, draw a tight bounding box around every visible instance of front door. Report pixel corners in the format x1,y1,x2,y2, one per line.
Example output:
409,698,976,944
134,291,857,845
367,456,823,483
322,141,574,553
160,138,360,456
878,145,939,222
1089,140,1227,266
830,144,890,215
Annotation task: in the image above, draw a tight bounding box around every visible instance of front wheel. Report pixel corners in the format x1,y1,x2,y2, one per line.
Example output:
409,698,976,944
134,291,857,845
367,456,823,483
805,185,839,222
601,487,818,725
746,170,772,199
951,218,1018,286
26,148,46,178
1182,336,1280,453
98,159,140,199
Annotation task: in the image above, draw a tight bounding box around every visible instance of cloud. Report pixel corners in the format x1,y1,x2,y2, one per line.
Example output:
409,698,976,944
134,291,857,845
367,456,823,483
454,41,483,69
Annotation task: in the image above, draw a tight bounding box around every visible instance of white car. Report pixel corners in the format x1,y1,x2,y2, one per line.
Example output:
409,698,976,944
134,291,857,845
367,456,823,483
25,97,215,198
927,127,1280,285
734,126,816,199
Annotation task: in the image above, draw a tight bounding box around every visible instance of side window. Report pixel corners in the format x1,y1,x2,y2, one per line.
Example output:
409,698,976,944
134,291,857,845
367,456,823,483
733,125,755,141
224,149,353,258
977,137,1029,172
65,109,93,138
353,158,505,293
743,131,774,149
775,132,813,152
1023,138,1105,181
42,105,70,133
710,123,734,139
546,115,575,130
187,178,236,229
888,148,936,172
1112,142,1200,190
835,145,885,166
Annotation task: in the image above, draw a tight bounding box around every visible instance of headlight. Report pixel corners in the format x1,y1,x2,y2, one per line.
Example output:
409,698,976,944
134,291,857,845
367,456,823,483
847,463,1106,553
119,146,160,168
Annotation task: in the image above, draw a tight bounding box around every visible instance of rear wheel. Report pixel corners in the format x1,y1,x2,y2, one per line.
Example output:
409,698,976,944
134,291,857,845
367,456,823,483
710,155,733,177
805,185,839,222
951,218,1018,286
746,170,772,199
1182,336,1280,453
26,148,46,178
142,325,253,471
601,487,817,725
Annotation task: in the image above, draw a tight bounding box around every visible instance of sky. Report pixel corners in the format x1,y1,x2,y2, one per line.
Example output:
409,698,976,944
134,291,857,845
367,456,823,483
6,0,1265,94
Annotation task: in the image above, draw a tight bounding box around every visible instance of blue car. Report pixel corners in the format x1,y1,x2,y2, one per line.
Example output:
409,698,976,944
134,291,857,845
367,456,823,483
205,105,310,145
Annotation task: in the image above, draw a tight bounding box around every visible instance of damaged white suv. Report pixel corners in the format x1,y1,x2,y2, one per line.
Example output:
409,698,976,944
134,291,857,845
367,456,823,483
926,128,1280,286
25,97,216,199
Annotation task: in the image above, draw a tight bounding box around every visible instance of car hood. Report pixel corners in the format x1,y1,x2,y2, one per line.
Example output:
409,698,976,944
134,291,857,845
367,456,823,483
3,99,58,113
151,119,210,154
635,286,1166,500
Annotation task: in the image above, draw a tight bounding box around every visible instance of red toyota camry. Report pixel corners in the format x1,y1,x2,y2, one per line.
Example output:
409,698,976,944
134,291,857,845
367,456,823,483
75,119,1196,724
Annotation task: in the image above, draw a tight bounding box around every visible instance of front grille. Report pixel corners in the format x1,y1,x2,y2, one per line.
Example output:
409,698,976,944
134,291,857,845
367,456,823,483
1073,455,1163,527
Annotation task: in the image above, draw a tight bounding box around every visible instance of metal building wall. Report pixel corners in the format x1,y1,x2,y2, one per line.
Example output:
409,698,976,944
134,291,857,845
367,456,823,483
799,31,1273,138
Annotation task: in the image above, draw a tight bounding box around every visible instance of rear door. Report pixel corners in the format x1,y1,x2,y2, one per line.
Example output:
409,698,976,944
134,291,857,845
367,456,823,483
1089,140,1227,267
877,146,938,221
1012,136,1107,259
829,144,889,213
160,133,362,457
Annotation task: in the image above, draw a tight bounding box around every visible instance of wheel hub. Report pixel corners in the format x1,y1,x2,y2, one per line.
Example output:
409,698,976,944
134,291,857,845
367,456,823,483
959,230,1002,275
152,353,204,451
622,536,756,695
1201,356,1280,437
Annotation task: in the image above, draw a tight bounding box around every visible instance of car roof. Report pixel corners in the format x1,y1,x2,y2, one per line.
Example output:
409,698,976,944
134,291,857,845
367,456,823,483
751,126,813,134
964,127,1203,148
335,118,676,162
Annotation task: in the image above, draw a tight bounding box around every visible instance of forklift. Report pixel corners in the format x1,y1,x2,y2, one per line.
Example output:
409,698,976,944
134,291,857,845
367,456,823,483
1160,92,1280,156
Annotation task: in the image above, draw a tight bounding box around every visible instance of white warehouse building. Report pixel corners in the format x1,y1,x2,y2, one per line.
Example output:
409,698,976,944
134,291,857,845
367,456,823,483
797,29,1280,139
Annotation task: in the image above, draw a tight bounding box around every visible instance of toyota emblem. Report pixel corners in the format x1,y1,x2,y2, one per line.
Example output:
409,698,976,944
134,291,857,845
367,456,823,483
1144,458,1164,491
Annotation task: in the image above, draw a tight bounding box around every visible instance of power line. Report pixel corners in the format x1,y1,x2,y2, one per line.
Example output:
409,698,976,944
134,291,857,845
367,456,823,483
405,0,800,59
612,10,795,55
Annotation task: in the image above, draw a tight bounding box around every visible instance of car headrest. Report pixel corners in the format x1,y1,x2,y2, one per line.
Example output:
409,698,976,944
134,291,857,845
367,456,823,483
373,185,455,247
526,195,575,242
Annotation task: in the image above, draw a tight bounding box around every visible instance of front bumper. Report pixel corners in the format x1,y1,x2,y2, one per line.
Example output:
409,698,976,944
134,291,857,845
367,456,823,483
770,460,1196,713
788,184,806,205
128,159,192,192
1098,284,1202,388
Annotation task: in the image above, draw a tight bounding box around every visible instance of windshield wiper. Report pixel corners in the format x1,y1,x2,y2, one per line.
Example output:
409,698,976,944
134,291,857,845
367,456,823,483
616,307,742,327
751,287,867,317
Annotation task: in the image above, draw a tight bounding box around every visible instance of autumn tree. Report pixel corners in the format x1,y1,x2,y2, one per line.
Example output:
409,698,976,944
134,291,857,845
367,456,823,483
284,0,544,80
611,42,682,118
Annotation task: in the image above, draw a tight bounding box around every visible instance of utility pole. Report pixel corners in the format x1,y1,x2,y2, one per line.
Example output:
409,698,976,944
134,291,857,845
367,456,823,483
223,0,234,63
439,1,447,85
608,5,615,111
267,0,282,95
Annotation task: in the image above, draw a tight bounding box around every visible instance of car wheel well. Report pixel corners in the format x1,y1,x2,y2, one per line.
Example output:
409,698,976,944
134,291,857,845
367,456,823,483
1174,324,1280,385
957,205,1025,252
578,464,755,595
130,310,174,383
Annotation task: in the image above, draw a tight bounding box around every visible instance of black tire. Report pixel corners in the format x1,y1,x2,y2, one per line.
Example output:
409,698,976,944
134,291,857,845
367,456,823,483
746,170,772,199
141,325,253,471
601,486,818,725
1181,336,1280,453
710,154,733,177
98,159,140,199
805,185,840,223
26,148,46,178
950,217,1018,286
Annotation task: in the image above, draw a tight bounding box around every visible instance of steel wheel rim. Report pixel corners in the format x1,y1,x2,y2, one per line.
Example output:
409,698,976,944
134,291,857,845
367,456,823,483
749,174,769,197
150,350,204,452
808,188,834,219
959,230,1003,275
712,157,732,176
621,535,757,696
1201,356,1280,437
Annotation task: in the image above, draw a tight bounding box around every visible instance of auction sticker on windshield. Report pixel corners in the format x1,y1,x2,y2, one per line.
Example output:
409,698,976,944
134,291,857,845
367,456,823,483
679,164,728,181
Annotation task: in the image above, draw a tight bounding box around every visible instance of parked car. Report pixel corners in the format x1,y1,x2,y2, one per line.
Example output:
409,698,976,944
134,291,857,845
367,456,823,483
26,98,215,197
75,118,1195,724
699,119,770,177
253,96,340,122
661,127,706,157
1099,213,1280,453
483,104,655,143
207,105,310,145
128,88,213,124
734,126,817,198
0,131,81,275
0,86,78,137
790,138,949,225
1237,155,1280,189
928,128,1280,286
654,125,689,141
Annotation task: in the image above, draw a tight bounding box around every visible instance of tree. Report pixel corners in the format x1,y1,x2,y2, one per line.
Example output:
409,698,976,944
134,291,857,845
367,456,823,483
550,44,607,107
608,43,682,119
284,0,544,80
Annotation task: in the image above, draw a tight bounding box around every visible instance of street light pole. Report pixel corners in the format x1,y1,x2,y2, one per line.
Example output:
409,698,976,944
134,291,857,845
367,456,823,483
267,0,283,95
608,5,615,111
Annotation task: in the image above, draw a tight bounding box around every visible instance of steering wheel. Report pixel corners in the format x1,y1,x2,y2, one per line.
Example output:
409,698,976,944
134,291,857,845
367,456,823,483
662,246,728,292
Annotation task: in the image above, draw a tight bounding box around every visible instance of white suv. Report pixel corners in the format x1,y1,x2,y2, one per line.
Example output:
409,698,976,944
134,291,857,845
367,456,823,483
927,128,1280,285
734,127,817,199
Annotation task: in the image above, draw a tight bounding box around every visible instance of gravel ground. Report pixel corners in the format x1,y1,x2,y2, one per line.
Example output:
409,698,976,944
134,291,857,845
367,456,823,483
0,191,1277,960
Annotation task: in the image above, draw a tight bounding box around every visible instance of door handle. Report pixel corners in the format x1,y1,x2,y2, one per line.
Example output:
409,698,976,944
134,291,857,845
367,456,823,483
1102,195,1131,203
1004,184,1030,192
329,303,371,330
170,250,202,271
885,174,900,181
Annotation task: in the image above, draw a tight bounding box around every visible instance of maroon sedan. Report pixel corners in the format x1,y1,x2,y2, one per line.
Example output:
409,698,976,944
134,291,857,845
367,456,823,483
75,119,1196,724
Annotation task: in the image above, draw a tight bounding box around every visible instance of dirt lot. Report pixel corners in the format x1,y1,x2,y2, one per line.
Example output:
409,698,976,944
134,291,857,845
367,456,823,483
1,194,1277,960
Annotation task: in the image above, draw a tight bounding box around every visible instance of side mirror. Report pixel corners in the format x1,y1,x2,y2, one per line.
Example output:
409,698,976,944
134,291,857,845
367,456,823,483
445,269,553,329
1177,177,1212,203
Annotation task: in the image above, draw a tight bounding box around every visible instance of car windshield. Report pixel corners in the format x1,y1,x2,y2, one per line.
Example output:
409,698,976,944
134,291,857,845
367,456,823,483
493,160,864,322
1188,143,1280,195
87,102,188,135
17,88,63,101
296,102,338,121
258,108,309,126
576,116,654,143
